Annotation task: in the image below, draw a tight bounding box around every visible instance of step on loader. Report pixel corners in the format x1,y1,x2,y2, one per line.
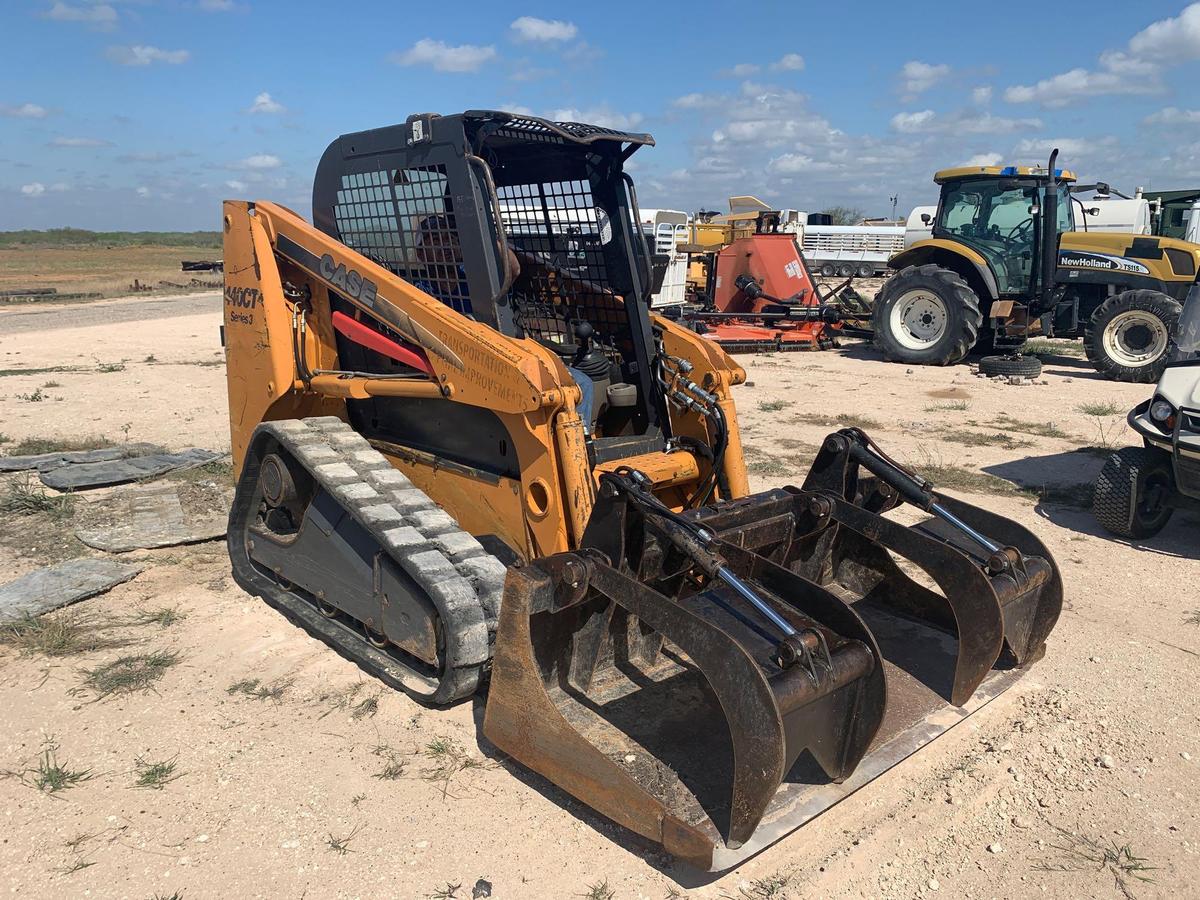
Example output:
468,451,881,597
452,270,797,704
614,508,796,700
221,111,1062,870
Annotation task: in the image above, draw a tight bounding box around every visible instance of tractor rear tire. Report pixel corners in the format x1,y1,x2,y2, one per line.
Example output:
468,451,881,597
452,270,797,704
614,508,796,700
1084,290,1181,383
1092,446,1175,538
977,355,1043,379
872,264,982,366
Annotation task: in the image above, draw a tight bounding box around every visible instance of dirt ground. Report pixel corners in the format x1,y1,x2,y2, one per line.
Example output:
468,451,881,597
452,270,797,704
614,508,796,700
0,291,1197,900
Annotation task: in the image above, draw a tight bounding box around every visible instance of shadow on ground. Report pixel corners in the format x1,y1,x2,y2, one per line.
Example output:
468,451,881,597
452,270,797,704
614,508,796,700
984,451,1200,559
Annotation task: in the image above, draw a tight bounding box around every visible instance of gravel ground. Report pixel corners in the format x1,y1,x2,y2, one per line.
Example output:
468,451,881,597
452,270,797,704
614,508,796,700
0,293,1196,899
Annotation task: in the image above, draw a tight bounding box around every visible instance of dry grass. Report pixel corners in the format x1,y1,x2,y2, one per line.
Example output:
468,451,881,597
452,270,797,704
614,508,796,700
1,435,114,455
1,612,127,657
133,755,183,790
1077,401,1124,417
795,412,882,430
0,245,218,300
0,478,74,518
1023,338,1087,359
925,400,970,412
1037,829,1156,900
988,413,1075,441
80,650,181,699
940,429,1035,450
226,677,291,703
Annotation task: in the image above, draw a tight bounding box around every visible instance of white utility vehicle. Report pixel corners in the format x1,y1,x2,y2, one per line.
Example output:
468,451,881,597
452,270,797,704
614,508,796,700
1093,287,1200,537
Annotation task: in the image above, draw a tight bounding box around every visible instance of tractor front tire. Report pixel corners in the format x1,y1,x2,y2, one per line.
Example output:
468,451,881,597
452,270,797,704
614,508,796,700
1084,290,1181,383
872,264,982,366
1092,447,1175,538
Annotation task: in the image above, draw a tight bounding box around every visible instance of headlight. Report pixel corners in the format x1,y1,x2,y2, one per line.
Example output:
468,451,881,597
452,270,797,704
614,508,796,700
1150,398,1176,430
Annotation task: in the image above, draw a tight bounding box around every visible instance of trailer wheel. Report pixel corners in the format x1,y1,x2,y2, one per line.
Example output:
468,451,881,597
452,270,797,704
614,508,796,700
820,263,837,278
856,263,875,278
1092,446,1175,538
871,264,982,366
837,263,855,278
1084,290,1181,383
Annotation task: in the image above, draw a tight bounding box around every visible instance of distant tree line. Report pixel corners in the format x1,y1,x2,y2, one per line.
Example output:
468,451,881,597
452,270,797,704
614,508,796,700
0,228,222,249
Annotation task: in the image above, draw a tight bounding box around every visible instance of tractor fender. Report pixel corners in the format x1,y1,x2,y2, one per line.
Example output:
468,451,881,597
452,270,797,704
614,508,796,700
889,240,999,302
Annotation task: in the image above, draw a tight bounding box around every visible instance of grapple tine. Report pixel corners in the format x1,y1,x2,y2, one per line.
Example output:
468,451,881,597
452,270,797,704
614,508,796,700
484,549,885,857
932,493,1063,664
796,494,1007,706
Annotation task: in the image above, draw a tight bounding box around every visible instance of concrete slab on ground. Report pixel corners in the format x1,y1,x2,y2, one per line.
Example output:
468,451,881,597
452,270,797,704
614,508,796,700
75,482,230,552
0,558,143,622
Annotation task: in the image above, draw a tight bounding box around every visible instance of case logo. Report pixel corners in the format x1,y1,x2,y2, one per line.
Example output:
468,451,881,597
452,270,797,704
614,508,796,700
319,254,378,307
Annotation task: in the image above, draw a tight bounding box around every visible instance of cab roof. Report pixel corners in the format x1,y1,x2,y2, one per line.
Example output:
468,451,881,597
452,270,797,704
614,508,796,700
934,165,1077,184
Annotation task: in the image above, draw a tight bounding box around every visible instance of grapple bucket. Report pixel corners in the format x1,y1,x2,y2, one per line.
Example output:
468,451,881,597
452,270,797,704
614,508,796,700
483,432,1062,870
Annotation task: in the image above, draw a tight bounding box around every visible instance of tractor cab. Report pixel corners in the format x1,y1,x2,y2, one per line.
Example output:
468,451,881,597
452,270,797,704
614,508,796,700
931,164,1076,297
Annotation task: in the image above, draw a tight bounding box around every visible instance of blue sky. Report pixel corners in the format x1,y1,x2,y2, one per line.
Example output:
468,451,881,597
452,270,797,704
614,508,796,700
2,0,1200,230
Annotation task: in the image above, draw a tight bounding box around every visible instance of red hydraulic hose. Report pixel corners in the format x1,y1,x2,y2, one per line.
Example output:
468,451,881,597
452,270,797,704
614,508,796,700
331,311,433,375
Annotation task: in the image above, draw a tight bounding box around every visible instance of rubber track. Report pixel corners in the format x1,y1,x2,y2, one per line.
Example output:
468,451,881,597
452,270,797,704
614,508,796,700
235,416,508,704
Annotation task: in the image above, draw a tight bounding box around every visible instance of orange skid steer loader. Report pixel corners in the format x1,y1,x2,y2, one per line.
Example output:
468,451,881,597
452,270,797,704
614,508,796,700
221,111,1062,869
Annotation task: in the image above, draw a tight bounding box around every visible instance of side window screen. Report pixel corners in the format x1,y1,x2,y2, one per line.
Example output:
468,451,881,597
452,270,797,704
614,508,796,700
332,165,471,314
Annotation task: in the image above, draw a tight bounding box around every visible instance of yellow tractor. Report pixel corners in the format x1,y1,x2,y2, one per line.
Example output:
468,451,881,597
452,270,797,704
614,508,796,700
875,151,1200,382
220,111,1061,869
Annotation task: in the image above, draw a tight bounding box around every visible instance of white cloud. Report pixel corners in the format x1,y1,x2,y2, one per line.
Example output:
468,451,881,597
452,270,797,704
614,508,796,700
106,45,191,66
962,153,1003,167
1004,6,1200,105
898,61,950,97
1004,65,1160,105
234,154,282,170
890,110,936,133
50,136,113,147
247,92,284,114
673,92,716,109
720,63,760,78
771,53,805,72
550,106,644,131
390,39,496,73
45,2,116,28
1,103,49,119
891,109,1041,135
1127,2,1200,58
509,16,577,42
1145,106,1200,124
971,85,993,105
1013,137,1116,159
767,153,839,174
20,183,46,196
136,186,151,198
225,179,248,192
49,182,70,192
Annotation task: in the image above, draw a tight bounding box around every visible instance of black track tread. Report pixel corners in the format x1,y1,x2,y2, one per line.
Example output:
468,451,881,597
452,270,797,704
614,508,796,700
871,264,982,366
1092,446,1174,538
229,417,507,705
977,355,1043,378
1083,290,1182,384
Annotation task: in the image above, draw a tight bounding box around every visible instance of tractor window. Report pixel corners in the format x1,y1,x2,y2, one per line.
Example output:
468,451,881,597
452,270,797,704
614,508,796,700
937,179,1038,295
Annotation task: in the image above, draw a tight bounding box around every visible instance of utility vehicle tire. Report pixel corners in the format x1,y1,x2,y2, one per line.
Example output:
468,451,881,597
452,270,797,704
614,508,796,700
856,263,875,278
1084,290,1181,383
1092,446,1175,538
978,354,1043,379
872,264,982,366
820,263,837,277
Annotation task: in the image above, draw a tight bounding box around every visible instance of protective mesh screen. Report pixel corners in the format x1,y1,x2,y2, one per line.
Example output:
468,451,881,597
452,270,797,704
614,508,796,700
332,166,472,314
497,179,630,365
